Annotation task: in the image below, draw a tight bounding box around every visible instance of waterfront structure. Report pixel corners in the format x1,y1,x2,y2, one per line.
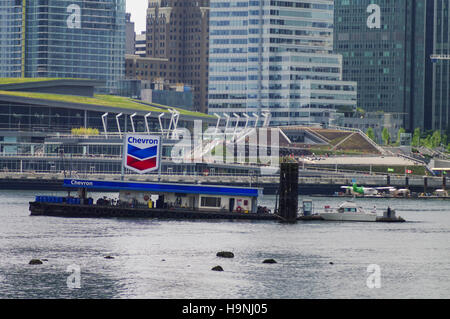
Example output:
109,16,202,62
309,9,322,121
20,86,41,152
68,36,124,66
144,0,210,113
334,0,435,131
0,77,224,175
0,0,126,94
208,0,357,127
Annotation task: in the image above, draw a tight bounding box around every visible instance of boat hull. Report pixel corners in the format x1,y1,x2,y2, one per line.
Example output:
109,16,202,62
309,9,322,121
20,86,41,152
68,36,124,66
320,212,377,222
29,202,278,221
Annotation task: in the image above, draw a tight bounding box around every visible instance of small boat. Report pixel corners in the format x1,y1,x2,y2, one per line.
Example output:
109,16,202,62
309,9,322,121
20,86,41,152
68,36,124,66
319,201,377,222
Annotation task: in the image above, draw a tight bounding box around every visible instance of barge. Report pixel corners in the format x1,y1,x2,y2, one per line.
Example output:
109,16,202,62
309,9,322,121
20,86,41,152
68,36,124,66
29,179,278,221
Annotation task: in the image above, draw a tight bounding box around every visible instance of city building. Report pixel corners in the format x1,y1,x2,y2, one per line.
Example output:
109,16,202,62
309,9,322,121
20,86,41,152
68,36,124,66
0,0,126,94
208,0,357,127
431,0,450,133
0,0,25,78
126,13,136,55
135,32,147,57
334,0,435,132
119,79,194,111
125,54,168,80
144,0,210,113
0,78,221,175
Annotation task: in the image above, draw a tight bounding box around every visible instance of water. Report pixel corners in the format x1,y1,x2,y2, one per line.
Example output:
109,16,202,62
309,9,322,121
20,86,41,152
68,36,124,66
0,190,449,299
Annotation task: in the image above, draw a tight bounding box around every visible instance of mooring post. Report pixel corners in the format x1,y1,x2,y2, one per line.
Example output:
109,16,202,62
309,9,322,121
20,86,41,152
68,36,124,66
424,176,428,194
278,162,299,222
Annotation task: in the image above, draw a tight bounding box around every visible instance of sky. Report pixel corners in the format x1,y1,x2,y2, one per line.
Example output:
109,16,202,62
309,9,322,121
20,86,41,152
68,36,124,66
126,0,148,34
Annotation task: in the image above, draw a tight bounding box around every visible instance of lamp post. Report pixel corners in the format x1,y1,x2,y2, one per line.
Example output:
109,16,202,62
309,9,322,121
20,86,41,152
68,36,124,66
115,113,123,138
233,113,240,141
144,113,152,134
101,113,108,138
252,113,259,128
213,113,221,139
130,113,137,133
243,113,250,131
158,113,165,134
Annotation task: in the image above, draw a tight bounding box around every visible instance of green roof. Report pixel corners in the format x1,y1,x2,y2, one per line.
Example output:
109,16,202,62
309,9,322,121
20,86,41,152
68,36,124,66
0,78,84,85
0,90,214,118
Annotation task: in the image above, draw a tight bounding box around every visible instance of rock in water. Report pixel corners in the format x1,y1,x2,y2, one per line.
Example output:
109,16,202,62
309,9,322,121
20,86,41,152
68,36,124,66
262,259,277,264
216,251,234,258
104,256,115,259
29,259,43,265
211,265,224,271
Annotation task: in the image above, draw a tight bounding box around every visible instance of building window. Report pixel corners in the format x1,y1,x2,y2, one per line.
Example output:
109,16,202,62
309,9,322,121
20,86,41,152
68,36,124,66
201,197,221,208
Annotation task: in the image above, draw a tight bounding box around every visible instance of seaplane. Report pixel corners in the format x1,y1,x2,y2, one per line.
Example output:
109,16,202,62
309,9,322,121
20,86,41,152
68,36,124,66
341,183,397,196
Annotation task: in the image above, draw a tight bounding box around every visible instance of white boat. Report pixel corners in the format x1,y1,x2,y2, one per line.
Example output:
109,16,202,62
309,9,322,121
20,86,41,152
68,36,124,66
320,201,377,222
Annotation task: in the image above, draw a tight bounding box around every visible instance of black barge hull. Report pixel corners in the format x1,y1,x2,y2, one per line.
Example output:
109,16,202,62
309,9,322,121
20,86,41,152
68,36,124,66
29,202,279,221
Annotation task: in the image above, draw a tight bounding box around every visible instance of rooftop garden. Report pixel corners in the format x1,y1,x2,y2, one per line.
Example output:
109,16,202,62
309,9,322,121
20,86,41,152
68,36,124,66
0,78,83,85
0,85,214,119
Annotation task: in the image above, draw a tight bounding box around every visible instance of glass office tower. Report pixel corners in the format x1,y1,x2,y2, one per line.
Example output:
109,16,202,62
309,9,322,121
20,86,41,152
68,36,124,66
0,0,25,77
0,0,125,93
208,0,357,127
334,0,435,131
432,0,450,133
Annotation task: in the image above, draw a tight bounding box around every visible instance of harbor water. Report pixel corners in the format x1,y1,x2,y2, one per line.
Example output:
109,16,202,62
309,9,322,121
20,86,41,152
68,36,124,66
0,190,449,299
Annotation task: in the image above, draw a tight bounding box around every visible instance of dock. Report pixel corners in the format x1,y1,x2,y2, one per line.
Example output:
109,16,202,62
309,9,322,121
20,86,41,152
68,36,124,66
29,202,405,222
29,202,278,221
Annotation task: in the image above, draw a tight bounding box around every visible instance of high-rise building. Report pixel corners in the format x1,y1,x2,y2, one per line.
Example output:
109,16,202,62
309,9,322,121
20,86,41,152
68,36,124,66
334,0,435,131
432,0,450,133
0,0,126,94
0,0,26,77
208,0,357,127
145,0,210,113
126,13,136,55
135,32,146,57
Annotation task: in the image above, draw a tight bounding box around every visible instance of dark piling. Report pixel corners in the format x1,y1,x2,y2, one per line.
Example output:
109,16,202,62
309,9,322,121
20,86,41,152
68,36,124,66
278,162,299,223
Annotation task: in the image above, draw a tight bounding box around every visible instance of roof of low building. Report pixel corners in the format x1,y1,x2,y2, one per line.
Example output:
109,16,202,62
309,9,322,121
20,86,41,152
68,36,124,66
63,179,260,197
0,78,214,120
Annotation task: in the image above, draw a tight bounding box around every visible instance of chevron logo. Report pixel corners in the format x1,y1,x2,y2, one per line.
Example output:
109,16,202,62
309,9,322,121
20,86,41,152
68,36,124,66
123,134,161,174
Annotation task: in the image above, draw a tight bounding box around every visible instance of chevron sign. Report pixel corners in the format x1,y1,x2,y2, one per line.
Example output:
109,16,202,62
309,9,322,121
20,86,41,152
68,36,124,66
123,134,161,174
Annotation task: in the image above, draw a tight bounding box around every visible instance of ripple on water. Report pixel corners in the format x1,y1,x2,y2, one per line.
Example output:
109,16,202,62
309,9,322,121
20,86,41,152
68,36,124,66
0,191,449,298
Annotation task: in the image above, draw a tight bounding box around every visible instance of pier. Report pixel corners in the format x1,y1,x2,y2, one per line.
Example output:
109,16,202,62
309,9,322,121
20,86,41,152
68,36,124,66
4,170,447,195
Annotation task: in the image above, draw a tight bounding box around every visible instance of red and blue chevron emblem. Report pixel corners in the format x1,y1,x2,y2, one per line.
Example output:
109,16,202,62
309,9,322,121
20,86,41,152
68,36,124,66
124,135,161,173
127,144,158,171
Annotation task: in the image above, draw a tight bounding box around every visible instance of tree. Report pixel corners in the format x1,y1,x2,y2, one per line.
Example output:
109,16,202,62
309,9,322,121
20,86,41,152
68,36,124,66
423,134,433,149
412,128,421,147
382,127,390,145
430,130,441,148
396,127,406,146
366,127,375,142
